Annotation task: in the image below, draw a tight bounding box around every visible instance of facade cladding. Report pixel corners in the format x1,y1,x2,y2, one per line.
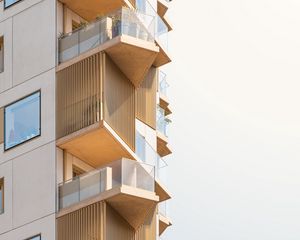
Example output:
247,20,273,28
0,0,172,239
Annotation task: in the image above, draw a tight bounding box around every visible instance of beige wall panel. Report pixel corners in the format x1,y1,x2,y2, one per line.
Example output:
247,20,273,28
56,52,104,139
106,204,135,240
0,107,3,144
136,67,157,129
104,54,135,150
0,160,13,234
12,142,56,228
0,69,55,165
0,214,55,240
57,201,105,240
12,0,56,85
0,18,13,93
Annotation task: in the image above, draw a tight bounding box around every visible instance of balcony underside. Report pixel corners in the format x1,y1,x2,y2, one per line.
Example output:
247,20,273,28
57,185,159,230
57,35,159,88
157,0,169,17
162,16,173,32
57,121,136,168
59,0,134,21
159,94,172,116
153,44,171,67
157,131,172,157
159,214,172,235
155,179,171,202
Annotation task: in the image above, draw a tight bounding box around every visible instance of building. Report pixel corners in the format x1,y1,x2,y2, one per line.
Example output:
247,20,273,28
0,0,172,239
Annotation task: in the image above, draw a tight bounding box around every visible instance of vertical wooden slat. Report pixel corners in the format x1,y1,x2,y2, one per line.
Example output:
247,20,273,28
103,54,135,151
136,67,157,130
0,108,4,144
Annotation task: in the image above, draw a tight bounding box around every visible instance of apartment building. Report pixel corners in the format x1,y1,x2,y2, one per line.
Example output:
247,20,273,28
0,0,172,239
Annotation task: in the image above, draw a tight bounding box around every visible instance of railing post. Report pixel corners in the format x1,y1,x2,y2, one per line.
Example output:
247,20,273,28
103,167,112,191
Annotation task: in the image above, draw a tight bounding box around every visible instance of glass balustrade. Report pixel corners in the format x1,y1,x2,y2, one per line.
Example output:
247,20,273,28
159,70,169,97
59,7,155,63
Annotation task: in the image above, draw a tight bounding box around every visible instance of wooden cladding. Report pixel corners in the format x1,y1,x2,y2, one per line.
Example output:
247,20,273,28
57,201,106,240
136,67,157,129
56,53,104,139
103,55,135,151
0,108,3,144
57,201,157,240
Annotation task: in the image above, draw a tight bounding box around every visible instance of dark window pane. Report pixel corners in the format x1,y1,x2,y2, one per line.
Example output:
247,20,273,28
4,92,40,150
4,0,21,8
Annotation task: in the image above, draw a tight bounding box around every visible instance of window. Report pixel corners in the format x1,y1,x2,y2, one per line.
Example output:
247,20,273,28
4,0,22,9
0,178,3,214
0,36,3,73
4,91,41,150
25,234,41,240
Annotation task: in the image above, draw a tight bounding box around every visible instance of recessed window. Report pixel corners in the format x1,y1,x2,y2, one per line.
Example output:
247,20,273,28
4,0,22,9
0,178,3,214
4,91,41,150
0,36,4,73
25,234,41,240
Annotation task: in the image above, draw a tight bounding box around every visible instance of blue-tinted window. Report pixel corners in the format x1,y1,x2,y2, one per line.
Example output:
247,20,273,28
4,0,21,8
4,92,41,150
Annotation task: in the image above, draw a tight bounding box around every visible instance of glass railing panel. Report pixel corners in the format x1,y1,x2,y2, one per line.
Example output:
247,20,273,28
59,8,155,63
158,70,168,96
136,0,169,51
157,106,169,137
158,201,168,217
58,159,155,210
135,131,168,184
59,178,80,209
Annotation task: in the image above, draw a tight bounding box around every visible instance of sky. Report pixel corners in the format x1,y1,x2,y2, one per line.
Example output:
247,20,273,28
163,0,300,239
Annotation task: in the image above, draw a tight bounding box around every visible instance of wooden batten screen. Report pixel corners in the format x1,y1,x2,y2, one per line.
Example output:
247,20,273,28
135,205,157,240
103,54,136,151
136,67,157,130
57,201,106,240
0,108,3,144
56,53,104,139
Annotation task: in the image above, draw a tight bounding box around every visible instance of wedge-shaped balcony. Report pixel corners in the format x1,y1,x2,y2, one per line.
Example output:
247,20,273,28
158,201,172,235
56,52,137,167
156,106,172,157
158,70,172,116
58,7,159,87
58,0,136,21
136,0,171,67
57,158,159,230
136,131,171,202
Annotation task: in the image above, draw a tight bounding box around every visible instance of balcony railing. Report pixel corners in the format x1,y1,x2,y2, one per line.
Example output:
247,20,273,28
157,106,170,137
59,7,155,63
158,70,169,97
136,0,169,51
158,200,169,217
58,159,155,210
136,131,168,184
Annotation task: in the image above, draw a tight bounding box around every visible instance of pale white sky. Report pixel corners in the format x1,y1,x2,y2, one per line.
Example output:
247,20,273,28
164,0,300,239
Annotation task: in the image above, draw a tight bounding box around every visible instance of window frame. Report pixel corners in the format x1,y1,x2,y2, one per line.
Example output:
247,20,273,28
4,0,23,9
3,90,41,151
0,178,3,215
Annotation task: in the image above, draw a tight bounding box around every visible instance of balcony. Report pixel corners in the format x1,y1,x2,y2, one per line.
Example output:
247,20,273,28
58,7,159,87
156,106,172,157
157,0,170,17
58,0,135,21
158,70,172,115
57,158,159,229
136,0,171,66
136,131,171,202
158,201,172,235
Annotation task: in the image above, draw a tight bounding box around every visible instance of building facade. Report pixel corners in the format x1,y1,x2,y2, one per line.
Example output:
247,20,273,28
0,0,172,239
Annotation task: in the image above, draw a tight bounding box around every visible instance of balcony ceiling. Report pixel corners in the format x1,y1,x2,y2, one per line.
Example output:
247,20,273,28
57,121,136,168
153,44,171,67
157,131,172,157
155,180,171,202
159,214,172,235
59,0,131,21
157,0,169,17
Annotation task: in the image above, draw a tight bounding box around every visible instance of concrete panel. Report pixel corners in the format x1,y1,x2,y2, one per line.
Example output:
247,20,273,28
0,161,13,234
0,214,55,240
12,142,56,228
0,18,13,93
0,69,55,165
12,0,56,85
0,0,44,22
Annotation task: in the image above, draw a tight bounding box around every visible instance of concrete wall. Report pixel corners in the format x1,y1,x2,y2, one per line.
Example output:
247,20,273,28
0,0,57,239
